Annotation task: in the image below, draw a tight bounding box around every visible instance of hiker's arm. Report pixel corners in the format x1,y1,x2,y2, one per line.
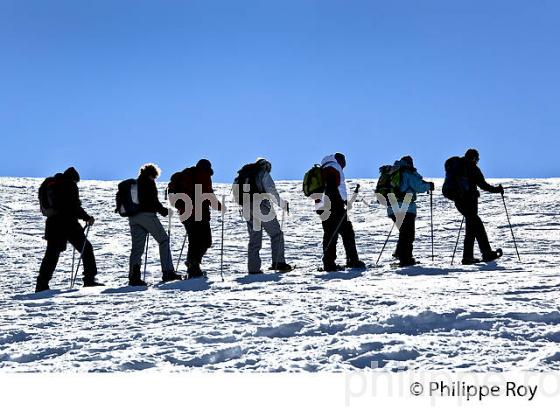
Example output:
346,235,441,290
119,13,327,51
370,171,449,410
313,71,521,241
262,172,284,207
408,173,432,194
474,167,502,193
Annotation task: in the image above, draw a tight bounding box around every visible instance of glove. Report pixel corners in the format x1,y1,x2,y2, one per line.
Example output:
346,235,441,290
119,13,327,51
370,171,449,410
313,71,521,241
86,217,95,226
497,184,504,194
160,208,169,217
428,182,435,192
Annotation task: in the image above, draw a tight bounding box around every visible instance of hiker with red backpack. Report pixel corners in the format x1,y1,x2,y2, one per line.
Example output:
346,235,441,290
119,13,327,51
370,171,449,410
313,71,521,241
168,159,222,278
36,167,103,292
233,158,292,274
375,156,434,267
442,149,504,265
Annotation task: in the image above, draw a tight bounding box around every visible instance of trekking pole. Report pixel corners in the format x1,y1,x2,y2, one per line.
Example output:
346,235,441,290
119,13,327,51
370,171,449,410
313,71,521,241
501,191,521,262
143,235,150,283
451,217,464,265
220,195,226,282
430,190,434,262
323,184,361,256
69,224,87,286
375,223,394,266
175,232,187,272
70,225,91,289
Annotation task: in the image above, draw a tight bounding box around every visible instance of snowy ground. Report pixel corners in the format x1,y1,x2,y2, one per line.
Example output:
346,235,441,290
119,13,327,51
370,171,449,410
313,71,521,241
1,177,559,372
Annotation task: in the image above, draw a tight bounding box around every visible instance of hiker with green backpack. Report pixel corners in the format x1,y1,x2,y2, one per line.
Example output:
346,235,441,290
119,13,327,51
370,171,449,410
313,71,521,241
375,156,434,267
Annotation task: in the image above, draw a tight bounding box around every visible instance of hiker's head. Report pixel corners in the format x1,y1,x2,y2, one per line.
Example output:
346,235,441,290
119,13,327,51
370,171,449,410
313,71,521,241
465,149,480,164
196,159,214,176
400,155,414,168
334,152,346,169
256,158,272,173
140,163,161,180
63,167,80,183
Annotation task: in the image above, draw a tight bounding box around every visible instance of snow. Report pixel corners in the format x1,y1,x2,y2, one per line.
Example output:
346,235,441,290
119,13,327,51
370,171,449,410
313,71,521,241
0,177,559,372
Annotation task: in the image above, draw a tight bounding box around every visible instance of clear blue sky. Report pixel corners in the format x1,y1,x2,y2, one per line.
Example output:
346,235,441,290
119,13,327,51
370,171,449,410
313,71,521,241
1,0,559,181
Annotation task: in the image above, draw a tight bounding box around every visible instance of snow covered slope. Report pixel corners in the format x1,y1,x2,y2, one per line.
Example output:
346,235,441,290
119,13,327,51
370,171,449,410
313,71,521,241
1,177,559,372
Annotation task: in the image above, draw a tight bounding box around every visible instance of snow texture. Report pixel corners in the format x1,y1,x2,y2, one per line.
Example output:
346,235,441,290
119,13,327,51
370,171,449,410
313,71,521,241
0,177,559,372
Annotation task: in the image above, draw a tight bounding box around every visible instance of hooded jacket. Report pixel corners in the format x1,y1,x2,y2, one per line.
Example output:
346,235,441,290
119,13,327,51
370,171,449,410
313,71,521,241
254,160,285,209
463,159,502,199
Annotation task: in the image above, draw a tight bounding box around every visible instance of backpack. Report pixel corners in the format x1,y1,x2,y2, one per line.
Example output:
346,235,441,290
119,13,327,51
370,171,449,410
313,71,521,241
442,156,469,200
302,164,324,197
374,165,405,203
115,179,140,217
167,168,196,211
38,176,58,217
233,163,262,206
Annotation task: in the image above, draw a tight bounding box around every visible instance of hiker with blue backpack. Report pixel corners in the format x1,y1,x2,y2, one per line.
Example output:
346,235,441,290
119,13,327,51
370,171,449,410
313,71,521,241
442,149,504,265
116,164,182,286
375,156,434,267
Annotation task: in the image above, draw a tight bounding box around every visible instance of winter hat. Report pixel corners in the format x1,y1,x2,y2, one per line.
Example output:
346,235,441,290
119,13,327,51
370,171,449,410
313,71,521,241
63,167,80,182
334,152,346,169
465,149,480,161
196,158,214,176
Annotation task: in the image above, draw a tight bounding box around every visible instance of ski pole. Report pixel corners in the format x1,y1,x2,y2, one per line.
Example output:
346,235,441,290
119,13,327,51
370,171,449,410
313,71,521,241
220,195,226,282
430,190,434,262
323,184,360,257
375,223,394,266
175,232,187,272
451,217,464,265
501,191,521,262
70,224,91,289
143,235,150,283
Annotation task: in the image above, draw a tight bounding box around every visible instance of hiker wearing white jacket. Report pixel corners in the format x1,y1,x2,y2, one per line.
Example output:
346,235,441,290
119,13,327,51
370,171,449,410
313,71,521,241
316,153,365,272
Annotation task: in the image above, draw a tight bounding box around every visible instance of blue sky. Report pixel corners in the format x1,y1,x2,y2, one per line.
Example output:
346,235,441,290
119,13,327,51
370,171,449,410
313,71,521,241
1,0,559,181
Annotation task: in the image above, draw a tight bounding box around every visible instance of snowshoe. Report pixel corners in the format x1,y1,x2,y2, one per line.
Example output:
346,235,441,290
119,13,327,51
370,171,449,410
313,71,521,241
398,258,418,268
482,248,503,263
248,270,264,275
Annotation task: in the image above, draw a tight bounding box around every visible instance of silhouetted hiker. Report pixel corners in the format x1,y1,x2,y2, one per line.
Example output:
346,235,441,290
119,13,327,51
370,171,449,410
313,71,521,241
168,159,222,278
36,167,103,292
316,153,365,272
127,164,181,285
377,156,434,267
443,149,504,264
233,158,292,274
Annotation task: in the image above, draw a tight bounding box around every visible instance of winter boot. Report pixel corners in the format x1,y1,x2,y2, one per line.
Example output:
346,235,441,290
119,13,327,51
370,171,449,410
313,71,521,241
461,257,481,265
249,270,264,275
269,262,293,272
323,263,345,272
186,261,205,279
346,260,367,269
399,258,417,267
162,270,182,282
83,275,104,288
129,264,147,287
35,278,50,293
482,249,503,263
